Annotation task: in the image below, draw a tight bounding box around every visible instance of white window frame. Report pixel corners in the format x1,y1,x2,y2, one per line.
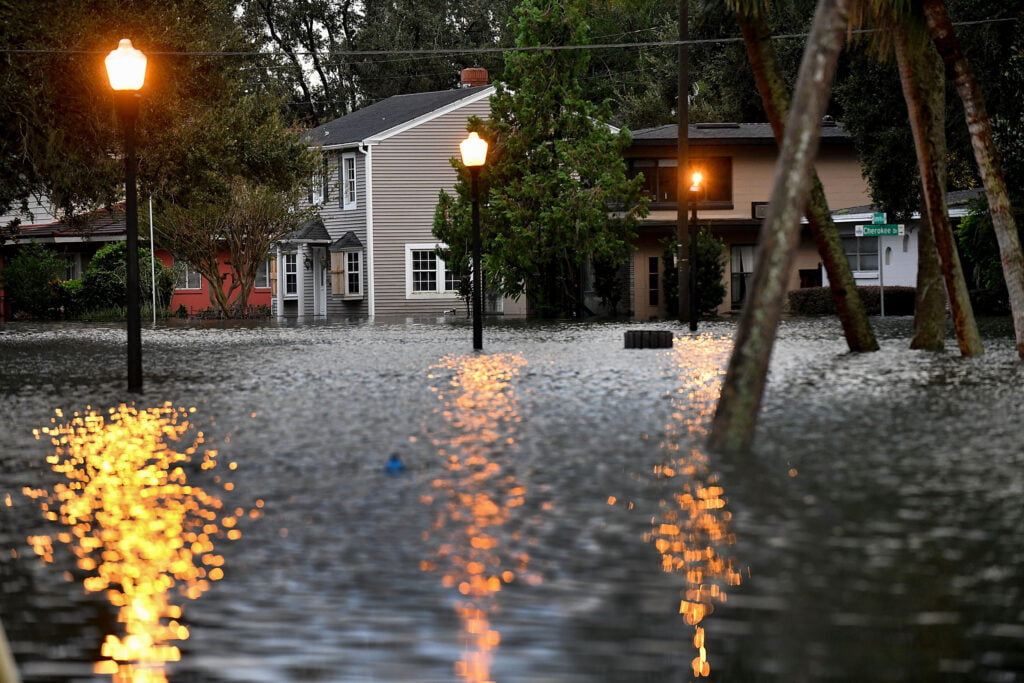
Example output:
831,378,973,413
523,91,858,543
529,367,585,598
284,252,298,297
404,243,459,299
174,258,202,290
345,250,362,296
341,152,357,210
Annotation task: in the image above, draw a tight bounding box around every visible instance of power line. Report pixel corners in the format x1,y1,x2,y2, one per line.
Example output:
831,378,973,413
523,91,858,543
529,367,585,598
0,17,1013,58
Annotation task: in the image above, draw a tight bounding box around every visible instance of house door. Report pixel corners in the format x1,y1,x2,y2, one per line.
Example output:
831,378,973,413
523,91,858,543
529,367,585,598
633,249,666,320
312,247,328,317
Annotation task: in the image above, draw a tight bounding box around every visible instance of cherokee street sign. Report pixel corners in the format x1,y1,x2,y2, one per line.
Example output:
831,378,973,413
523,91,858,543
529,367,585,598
856,224,904,237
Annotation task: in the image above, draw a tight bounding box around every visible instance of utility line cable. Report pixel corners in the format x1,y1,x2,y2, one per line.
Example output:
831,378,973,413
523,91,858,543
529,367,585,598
0,18,1013,57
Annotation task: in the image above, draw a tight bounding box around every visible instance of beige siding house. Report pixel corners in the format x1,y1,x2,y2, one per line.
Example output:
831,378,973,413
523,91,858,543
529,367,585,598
272,75,494,318
624,121,879,319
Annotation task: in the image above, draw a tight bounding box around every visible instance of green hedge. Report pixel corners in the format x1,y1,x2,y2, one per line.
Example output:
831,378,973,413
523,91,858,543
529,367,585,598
787,286,916,316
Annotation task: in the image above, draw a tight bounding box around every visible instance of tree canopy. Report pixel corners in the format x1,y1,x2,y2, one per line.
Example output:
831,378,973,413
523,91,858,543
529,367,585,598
434,0,648,318
0,0,312,229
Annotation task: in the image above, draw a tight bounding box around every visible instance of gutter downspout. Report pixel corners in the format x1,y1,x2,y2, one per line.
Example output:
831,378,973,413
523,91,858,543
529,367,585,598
359,141,375,317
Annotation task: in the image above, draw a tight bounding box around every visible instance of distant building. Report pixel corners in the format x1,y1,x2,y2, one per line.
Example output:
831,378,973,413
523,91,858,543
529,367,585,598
0,205,271,320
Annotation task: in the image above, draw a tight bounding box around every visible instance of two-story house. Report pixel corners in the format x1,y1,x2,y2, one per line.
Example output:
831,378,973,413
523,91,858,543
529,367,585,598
273,69,495,318
622,120,913,319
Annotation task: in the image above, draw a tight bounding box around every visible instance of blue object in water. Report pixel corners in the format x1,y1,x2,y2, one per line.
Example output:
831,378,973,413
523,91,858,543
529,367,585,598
386,454,406,475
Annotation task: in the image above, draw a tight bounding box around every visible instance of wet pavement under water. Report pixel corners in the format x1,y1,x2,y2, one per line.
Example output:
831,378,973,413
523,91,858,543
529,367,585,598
0,316,1022,682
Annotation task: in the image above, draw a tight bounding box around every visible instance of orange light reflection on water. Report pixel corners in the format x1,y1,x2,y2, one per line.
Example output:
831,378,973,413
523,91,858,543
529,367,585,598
645,336,743,678
421,354,537,683
24,403,251,682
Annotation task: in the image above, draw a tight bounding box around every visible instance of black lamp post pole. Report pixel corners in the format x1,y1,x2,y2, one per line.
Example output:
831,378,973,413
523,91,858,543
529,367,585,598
470,166,483,351
688,193,698,332
117,92,143,393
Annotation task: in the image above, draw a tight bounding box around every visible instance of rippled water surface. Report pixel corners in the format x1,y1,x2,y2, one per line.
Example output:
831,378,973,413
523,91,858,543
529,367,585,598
1,316,1022,682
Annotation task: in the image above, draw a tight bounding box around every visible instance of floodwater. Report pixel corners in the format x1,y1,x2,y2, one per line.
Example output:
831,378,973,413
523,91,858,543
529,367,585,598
0,316,1022,682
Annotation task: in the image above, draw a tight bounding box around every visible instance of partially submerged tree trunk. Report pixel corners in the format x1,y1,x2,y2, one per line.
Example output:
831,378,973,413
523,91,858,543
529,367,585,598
895,21,983,355
923,0,1024,358
737,11,878,353
910,201,948,349
709,0,852,455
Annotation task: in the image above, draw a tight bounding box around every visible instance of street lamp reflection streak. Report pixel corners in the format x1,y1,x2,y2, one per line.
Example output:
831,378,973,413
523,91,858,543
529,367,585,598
24,404,251,682
646,336,742,678
422,353,537,683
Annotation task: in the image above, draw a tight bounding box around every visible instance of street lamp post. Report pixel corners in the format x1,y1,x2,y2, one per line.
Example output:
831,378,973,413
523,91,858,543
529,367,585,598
688,170,703,332
105,39,147,393
459,131,488,351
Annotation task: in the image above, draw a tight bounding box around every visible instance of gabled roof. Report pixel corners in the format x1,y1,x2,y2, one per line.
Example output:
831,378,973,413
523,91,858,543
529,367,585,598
304,85,494,149
329,231,362,251
284,218,331,243
630,121,852,147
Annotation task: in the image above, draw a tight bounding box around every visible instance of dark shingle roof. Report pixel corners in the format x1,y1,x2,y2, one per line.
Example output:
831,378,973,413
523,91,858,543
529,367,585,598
9,205,127,243
631,121,851,146
286,218,331,242
305,86,493,147
329,231,363,251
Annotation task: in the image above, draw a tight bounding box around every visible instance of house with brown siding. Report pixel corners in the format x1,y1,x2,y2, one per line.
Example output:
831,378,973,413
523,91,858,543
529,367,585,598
275,70,495,318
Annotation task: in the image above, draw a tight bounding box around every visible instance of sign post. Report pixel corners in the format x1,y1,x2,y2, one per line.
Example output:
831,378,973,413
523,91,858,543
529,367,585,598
856,218,904,317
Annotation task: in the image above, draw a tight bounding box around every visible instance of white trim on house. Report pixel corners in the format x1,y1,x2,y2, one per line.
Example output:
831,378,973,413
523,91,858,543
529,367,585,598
363,143,376,316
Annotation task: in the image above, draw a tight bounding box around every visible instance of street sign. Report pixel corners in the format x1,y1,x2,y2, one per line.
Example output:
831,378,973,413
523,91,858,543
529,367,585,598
856,224,904,237
872,212,886,225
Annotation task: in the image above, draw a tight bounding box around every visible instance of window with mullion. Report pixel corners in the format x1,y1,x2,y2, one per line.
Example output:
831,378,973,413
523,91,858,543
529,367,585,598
284,253,298,296
412,250,438,292
842,236,879,271
341,153,357,210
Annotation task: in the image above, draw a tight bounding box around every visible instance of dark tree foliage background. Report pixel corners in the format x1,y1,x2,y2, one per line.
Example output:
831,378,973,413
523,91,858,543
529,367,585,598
3,0,1020,246
0,0,311,228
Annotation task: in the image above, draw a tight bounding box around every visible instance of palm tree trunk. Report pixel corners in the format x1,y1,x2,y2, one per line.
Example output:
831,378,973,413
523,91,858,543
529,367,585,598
923,0,1024,358
737,13,878,353
894,21,983,355
910,198,948,349
709,0,852,454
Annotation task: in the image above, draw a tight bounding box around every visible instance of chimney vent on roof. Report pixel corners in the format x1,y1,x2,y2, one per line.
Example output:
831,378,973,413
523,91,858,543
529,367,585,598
460,67,489,88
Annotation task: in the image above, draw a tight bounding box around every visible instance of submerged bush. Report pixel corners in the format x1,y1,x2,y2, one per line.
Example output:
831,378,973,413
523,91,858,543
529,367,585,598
788,286,916,316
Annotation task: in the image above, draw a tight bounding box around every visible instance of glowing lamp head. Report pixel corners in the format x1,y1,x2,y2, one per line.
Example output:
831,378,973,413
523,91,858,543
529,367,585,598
460,132,488,168
105,39,147,91
690,171,704,193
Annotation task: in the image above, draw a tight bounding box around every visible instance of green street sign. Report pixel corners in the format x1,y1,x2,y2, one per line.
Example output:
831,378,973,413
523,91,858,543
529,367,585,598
856,224,904,237
872,212,887,225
